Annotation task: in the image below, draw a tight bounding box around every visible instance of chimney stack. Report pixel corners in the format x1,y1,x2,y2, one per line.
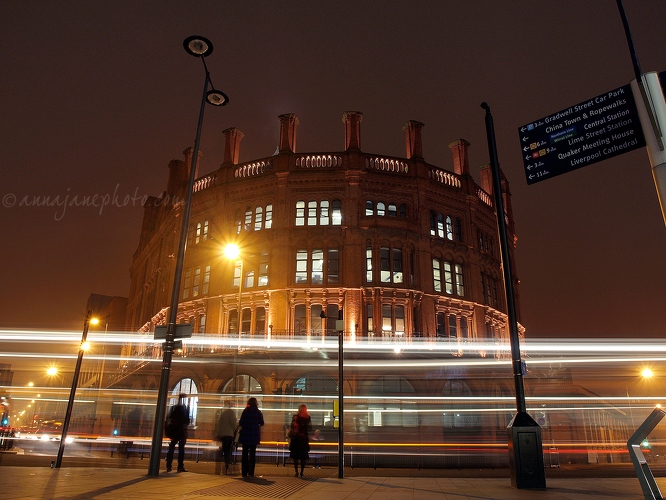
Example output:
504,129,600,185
278,113,299,153
343,111,363,151
223,127,244,165
167,159,187,196
183,147,203,180
403,120,424,160
478,164,492,194
449,139,470,175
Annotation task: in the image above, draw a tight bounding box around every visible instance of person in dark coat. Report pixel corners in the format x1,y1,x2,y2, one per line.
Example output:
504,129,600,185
165,393,190,472
288,404,311,478
214,400,238,475
238,397,264,478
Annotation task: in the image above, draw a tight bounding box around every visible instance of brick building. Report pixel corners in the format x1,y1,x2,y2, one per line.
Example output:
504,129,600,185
126,111,520,343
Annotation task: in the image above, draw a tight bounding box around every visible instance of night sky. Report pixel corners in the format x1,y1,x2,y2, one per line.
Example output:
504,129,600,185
2,1,665,337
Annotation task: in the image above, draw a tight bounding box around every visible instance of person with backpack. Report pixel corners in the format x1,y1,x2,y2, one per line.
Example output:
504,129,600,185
238,397,264,478
165,393,190,472
288,404,311,478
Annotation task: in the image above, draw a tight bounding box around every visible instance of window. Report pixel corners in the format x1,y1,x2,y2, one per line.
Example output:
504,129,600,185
399,204,407,218
392,248,403,283
311,304,323,334
308,200,317,226
388,203,397,217
296,201,305,226
223,374,262,394
433,259,441,292
395,306,405,335
188,224,195,246
258,252,269,286
332,200,342,225
196,222,202,244
170,378,198,426
446,216,453,240
320,200,329,225
449,314,457,338
312,249,324,284
233,261,241,288
377,202,386,216
244,208,252,231
235,210,242,234
295,250,308,283
327,249,339,284
245,270,255,288
436,312,446,337
265,204,273,229
203,220,209,241
367,304,374,334
454,218,462,242
460,316,468,339
365,200,374,216
182,269,191,299
366,247,373,283
433,258,465,297
380,247,390,283
254,207,263,231
228,310,238,334
294,304,306,334
199,314,206,334
256,307,266,334
437,214,444,238
382,304,392,332
192,267,201,297
483,273,498,308
455,264,465,296
430,211,436,236
241,308,251,333
202,265,210,295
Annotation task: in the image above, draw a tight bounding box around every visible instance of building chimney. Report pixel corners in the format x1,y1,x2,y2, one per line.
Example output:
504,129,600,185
223,127,244,165
478,163,492,195
278,113,299,153
403,120,424,159
167,159,187,196
183,147,203,180
343,111,363,151
449,139,470,175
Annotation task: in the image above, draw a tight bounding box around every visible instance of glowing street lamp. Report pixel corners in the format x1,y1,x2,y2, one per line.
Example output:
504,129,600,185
223,243,243,393
55,310,97,468
148,35,228,477
642,368,654,379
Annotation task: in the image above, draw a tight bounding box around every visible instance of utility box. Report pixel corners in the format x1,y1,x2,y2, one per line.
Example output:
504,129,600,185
507,412,546,490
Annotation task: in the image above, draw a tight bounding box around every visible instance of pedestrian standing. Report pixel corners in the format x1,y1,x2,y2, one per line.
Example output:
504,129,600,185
165,393,190,473
214,400,238,475
288,404,311,478
238,397,264,478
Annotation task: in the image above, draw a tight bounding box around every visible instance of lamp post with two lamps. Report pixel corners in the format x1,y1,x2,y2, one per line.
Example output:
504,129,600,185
147,36,229,477
54,310,98,468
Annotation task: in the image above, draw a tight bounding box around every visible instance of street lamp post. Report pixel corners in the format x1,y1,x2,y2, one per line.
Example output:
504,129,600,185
55,310,96,468
147,35,228,477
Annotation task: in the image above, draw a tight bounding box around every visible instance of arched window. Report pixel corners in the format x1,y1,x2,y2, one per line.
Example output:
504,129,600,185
265,204,273,229
234,210,242,234
442,380,480,430
368,376,416,427
399,204,407,218
388,203,397,217
365,200,374,216
195,222,202,244
320,200,330,225
331,200,342,225
256,307,266,334
294,304,306,334
455,217,462,242
377,202,386,217
223,375,262,394
446,216,453,240
437,214,444,238
170,378,199,426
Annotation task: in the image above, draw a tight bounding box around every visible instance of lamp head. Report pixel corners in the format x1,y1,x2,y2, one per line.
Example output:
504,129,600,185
206,89,229,106
183,35,214,57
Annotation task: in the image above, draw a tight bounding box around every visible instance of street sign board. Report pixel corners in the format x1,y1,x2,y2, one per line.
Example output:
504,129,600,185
154,323,193,340
519,83,645,184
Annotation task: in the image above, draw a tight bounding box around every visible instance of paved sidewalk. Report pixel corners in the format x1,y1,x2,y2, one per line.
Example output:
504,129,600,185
0,465,661,499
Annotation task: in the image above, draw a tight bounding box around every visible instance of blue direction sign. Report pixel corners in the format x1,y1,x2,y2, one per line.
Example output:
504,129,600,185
519,83,645,184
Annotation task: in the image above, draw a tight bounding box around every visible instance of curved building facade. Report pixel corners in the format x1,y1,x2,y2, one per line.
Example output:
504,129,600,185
126,111,521,343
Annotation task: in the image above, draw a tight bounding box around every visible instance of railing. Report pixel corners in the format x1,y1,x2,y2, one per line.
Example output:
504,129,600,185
234,159,274,179
193,174,217,193
477,188,493,207
296,154,343,168
366,156,409,174
429,168,461,188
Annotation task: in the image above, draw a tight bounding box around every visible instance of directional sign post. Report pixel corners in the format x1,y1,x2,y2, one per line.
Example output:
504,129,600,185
519,83,646,184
